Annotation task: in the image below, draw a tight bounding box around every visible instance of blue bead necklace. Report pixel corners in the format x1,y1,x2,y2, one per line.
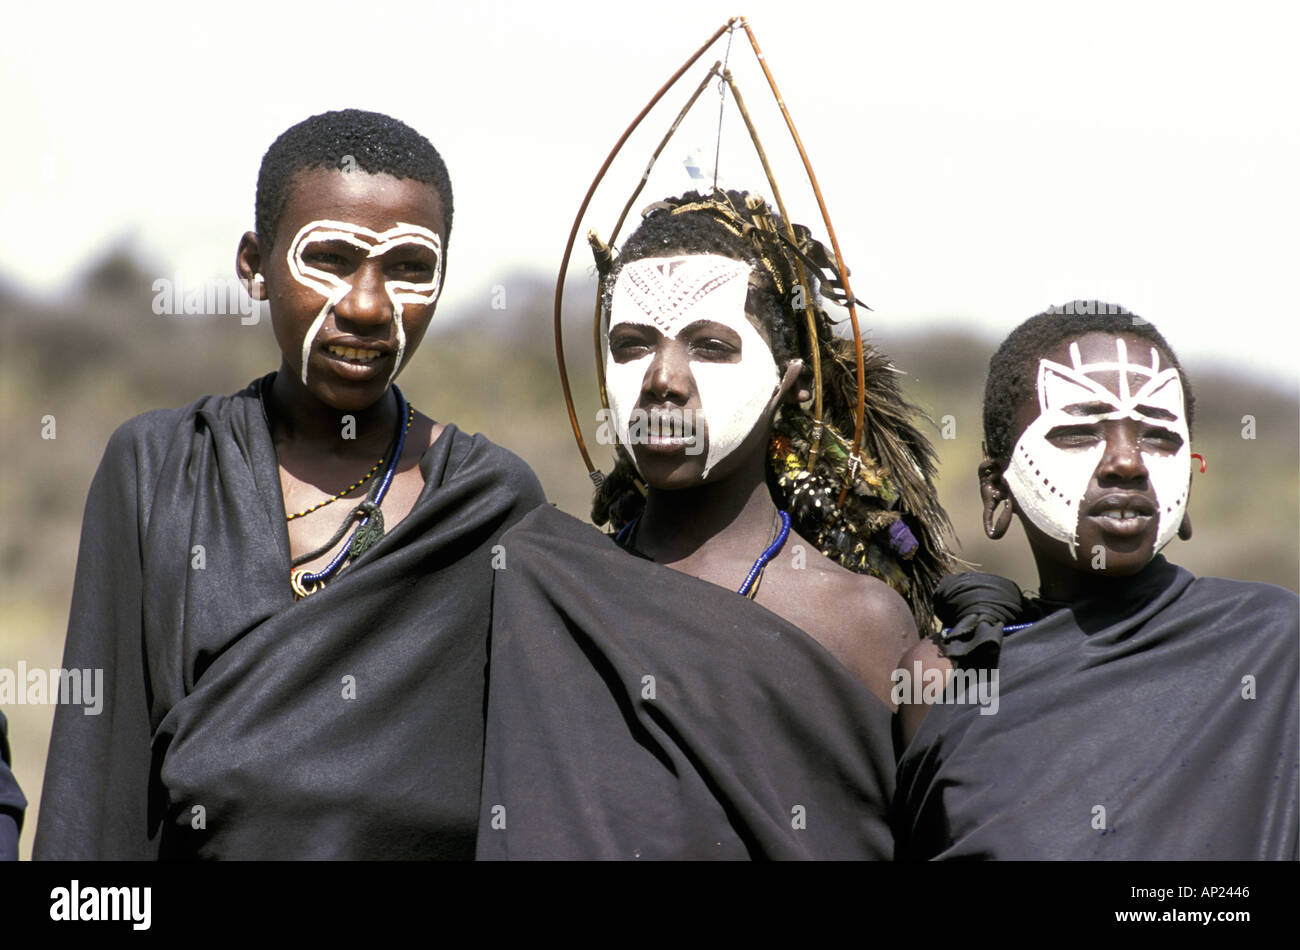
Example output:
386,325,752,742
616,509,792,599
289,386,410,599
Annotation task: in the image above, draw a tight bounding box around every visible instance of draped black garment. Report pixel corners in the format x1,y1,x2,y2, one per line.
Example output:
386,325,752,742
476,505,896,860
0,711,24,860
894,556,1299,860
34,376,544,859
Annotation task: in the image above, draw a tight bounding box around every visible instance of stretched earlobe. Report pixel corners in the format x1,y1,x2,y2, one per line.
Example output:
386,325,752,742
984,497,1013,539
979,458,1013,540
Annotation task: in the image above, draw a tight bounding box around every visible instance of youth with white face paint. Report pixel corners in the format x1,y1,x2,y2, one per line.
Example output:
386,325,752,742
38,110,553,861
287,219,443,387
1005,337,1191,559
604,254,781,479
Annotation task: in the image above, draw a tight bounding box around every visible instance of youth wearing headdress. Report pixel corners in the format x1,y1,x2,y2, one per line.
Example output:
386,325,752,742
893,305,1298,860
33,110,545,860
477,191,954,859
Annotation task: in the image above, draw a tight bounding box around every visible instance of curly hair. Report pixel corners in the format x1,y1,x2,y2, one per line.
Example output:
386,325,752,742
590,190,954,626
982,302,1195,463
255,108,454,250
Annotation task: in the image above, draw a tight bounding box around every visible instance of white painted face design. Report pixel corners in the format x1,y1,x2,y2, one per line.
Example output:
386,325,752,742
605,254,780,479
1006,338,1191,558
286,219,443,387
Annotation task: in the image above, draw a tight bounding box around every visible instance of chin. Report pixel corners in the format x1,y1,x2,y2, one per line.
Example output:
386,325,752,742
635,460,705,490
1093,554,1155,577
629,441,711,486
313,380,390,412
1074,538,1158,577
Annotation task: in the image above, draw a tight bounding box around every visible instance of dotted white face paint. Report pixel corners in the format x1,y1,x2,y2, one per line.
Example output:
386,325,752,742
286,219,443,388
1006,338,1191,559
605,254,780,479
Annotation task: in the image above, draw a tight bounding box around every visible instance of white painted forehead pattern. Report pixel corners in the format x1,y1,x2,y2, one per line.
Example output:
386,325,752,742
1038,338,1185,422
609,254,752,336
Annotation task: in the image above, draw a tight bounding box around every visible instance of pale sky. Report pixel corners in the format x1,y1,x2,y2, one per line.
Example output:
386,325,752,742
3,0,1297,386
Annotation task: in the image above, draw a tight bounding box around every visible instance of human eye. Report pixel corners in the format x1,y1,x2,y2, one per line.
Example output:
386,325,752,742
303,247,355,272
1045,425,1103,449
608,327,654,361
689,337,739,360
683,322,741,360
1139,426,1184,453
388,258,435,279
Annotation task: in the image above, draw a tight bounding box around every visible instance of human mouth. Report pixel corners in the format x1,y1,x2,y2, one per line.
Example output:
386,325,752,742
319,339,393,381
326,344,384,363
1085,493,1156,535
638,407,701,451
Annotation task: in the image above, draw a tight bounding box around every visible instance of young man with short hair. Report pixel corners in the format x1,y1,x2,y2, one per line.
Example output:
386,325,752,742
894,304,1298,860
35,109,545,859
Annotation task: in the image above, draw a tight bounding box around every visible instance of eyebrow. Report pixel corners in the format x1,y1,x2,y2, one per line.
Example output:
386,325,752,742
677,319,742,334
1063,401,1118,416
1135,404,1177,420
608,322,661,336
303,238,365,252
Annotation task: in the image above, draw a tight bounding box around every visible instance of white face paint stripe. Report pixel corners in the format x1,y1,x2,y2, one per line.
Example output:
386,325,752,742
285,219,443,387
1010,338,1191,559
605,255,780,479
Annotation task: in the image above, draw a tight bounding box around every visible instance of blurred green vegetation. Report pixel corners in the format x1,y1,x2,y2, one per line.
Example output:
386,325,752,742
2,247,1296,859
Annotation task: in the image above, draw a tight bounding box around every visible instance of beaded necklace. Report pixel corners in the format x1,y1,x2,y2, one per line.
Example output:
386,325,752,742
616,509,792,599
286,387,411,599
285,400,414,521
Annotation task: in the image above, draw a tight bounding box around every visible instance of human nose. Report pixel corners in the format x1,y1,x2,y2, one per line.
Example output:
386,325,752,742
333,262,392,327
1095,420,1149,484
644,339,691,403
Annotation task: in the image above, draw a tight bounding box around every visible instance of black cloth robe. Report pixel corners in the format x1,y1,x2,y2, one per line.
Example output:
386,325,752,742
476,504,896,860
33,376,544,859
0,710,24,860
894,556,1299,860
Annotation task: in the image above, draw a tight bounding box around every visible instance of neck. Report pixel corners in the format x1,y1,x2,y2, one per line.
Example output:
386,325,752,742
266,363,398,453
1030,549,1156,604
635,454,778,566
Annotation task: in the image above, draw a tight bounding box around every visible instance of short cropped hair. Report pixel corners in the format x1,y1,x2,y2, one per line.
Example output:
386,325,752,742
255,108,454,249
982,302,1195,462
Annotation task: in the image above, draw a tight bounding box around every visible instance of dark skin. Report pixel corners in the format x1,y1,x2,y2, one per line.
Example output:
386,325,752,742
235,167,447,575
609,292,917,705
897,330,1195,744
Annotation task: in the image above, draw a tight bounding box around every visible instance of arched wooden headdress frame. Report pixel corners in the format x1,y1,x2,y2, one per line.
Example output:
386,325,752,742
554,17,869,506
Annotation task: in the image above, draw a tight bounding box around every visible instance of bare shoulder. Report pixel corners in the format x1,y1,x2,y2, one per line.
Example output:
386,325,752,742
762,530,919,705
895,637,953,747
898,635,949,670
840,569,917,649
832,567,919,706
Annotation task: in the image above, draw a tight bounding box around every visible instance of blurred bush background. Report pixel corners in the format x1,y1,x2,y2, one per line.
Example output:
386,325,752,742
2,247,1295,860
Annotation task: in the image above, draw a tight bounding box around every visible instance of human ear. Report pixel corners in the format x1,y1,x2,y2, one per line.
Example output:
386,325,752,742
236,232,268,300
979,457,1014,540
